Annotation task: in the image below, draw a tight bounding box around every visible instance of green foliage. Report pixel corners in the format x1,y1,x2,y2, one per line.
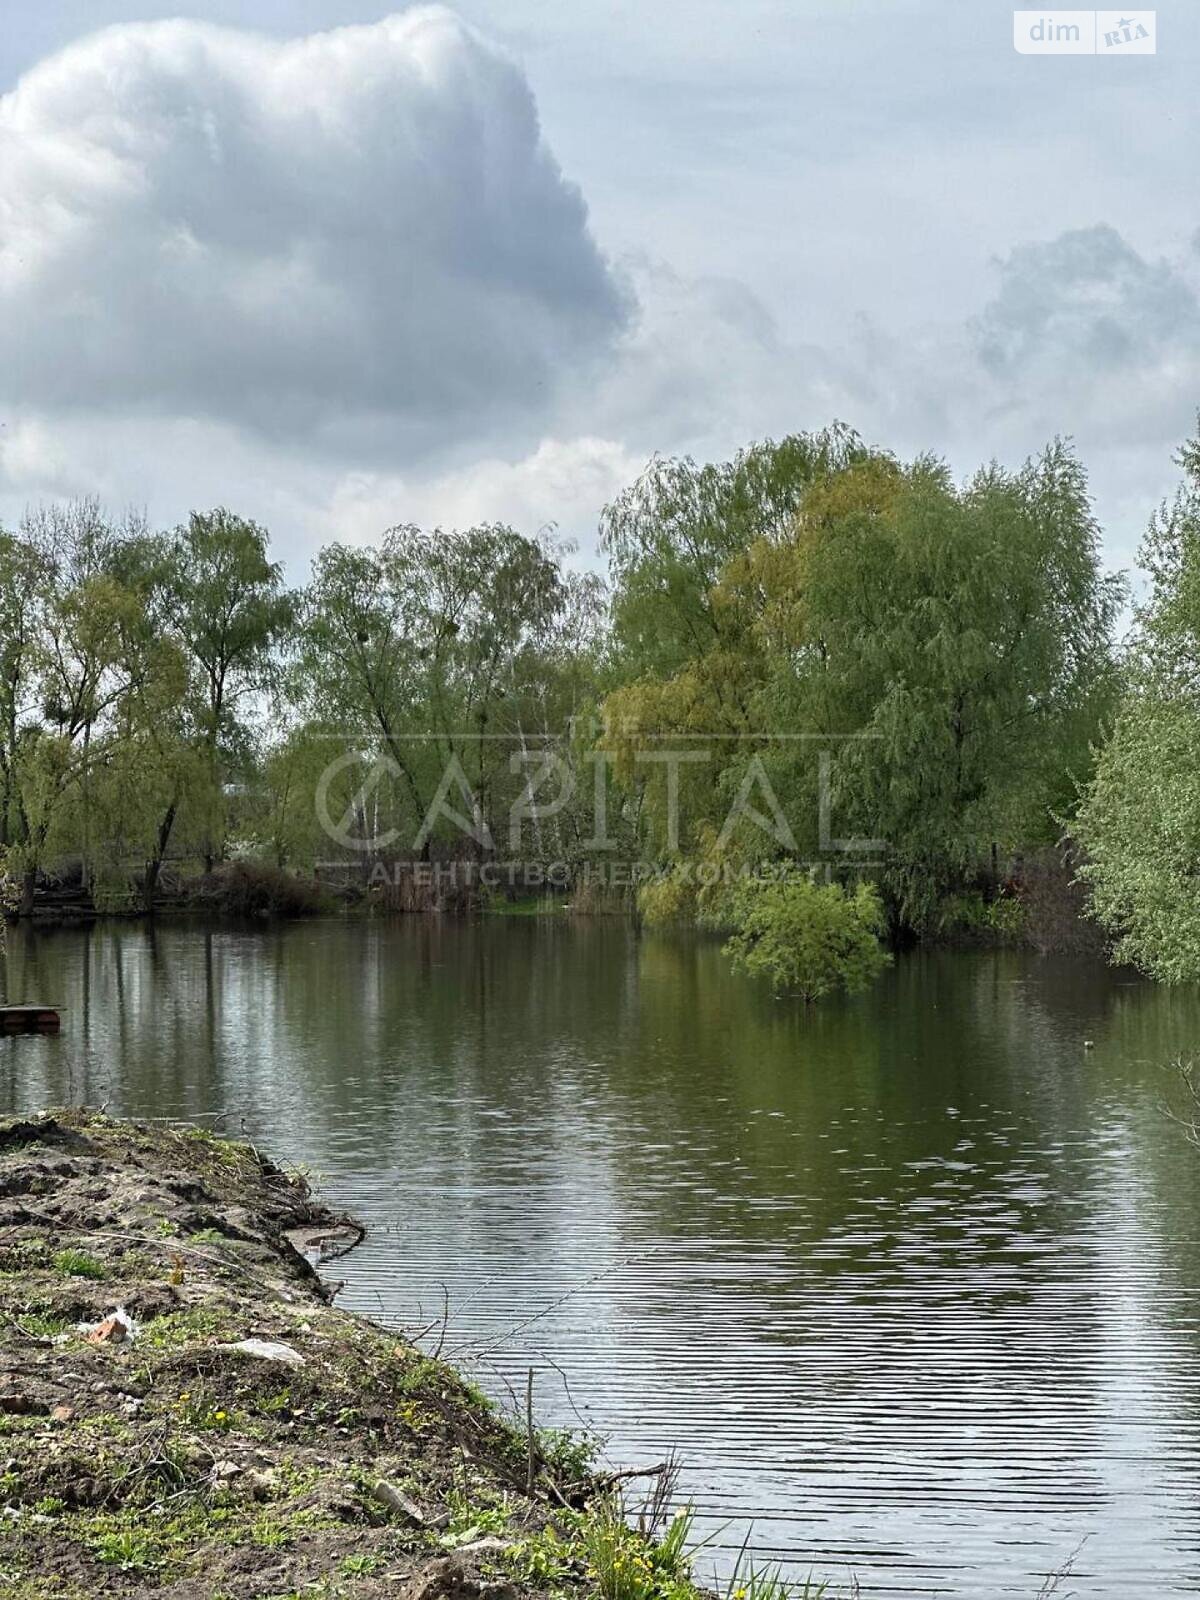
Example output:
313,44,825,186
638,868,698,926
727,1568,825,1600
0,500,287,909
0,502,188,903
339,1554,383,1577
536,1425,598,1482
158,508,295,873
0,426,1124,938
930,890,1026,943
52,1248,106,1280
723,875,890,1001
295,524,607,863
603,436,1122,937
602,425,865,681
1076,691,1200,979
576,1498,696,1600
88,1525,163,1572
193,861,334,919
1075,427,1200,980
766,443,1121,929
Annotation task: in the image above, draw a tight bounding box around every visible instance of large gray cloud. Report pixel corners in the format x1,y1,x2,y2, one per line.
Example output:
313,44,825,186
0,8,628,453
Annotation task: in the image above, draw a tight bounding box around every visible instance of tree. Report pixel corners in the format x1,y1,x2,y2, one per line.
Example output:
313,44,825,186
159,510,295,872
601,435,1122,938
298,525,574,859
0,503,182,910
1075,427,1200,979
0,528,51,859
744,441,1123,930
602,425,864,681
600,428,867,858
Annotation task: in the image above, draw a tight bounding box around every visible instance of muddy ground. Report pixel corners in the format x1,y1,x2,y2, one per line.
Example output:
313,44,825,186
0,1112,687,1600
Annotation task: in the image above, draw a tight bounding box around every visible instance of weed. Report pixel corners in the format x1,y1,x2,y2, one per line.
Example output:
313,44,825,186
507,1523,574,1586
51,1248,106,1280
0,1239,50,1273
340,1553,383,1576
443,1469,513,1544
186,1226,228,1245
138,1304,240,1351
539,1425,598,1482
88,1526,163,1572
726,1561,825,1600
9,1308,71,1340
397,1355,444,1397
578,1497,696,1600
173,1390,240,1431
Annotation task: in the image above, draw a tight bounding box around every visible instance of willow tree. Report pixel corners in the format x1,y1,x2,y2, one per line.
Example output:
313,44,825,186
741,441,1123,931
600,427,867,854
298,525,573,857
0,503,187,910
601,434,1122,936
0,528,49,859
602,424,865,683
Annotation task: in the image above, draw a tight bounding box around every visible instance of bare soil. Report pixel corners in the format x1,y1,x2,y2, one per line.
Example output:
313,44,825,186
0,1112,632,1600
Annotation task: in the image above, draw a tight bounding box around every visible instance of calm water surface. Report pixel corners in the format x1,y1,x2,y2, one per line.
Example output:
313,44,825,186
3,918,1200,1596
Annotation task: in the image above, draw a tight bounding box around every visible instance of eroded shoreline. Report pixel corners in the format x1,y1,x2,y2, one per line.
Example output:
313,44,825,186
0,1112,693,1600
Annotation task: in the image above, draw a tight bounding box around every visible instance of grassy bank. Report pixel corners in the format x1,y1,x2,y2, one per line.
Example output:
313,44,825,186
0,1112,717,1600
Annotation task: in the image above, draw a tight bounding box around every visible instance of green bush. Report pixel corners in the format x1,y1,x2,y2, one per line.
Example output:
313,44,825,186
637,868,697,926
724,874,890,1001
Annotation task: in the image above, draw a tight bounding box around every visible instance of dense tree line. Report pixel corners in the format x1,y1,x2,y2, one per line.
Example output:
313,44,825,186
2,420,1197,992
0,506,613,911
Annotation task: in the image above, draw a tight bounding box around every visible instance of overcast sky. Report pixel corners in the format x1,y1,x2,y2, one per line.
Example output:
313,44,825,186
1,0,1196,576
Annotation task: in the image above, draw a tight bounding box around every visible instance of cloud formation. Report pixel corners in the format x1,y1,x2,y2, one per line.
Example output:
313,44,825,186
0,9,1196,577
0,8,627,453
962,225,1200,521
976,224,1199,382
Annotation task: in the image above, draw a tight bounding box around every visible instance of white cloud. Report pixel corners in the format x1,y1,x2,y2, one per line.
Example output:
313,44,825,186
0,9,627,454
326,436,644,546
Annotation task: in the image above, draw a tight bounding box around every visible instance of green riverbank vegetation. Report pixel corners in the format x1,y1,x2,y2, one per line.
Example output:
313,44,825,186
3,419,1200,993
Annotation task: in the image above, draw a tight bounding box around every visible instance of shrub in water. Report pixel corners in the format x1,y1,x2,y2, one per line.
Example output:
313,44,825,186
724,874,890,1001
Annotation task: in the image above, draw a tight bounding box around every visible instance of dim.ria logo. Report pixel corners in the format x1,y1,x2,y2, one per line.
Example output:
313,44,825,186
1012,10,1156,53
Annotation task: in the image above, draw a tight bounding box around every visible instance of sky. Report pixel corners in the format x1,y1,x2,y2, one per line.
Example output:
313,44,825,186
0,0,1197,578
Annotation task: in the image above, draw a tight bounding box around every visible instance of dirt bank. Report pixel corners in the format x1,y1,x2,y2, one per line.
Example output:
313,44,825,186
0,1112,689,1600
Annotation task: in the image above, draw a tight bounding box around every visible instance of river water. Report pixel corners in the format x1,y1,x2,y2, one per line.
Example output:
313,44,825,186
3,917,1200,1595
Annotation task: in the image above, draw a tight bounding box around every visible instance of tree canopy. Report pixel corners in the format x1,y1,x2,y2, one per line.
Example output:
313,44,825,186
601,433,1122,934
1075,427,1200,979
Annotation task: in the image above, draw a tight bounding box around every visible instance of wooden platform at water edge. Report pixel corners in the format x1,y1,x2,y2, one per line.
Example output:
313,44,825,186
0,1005,61,1035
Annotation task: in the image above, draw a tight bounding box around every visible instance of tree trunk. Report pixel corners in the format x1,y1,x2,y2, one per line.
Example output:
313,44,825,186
144,800,179,914
80,722,92,893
